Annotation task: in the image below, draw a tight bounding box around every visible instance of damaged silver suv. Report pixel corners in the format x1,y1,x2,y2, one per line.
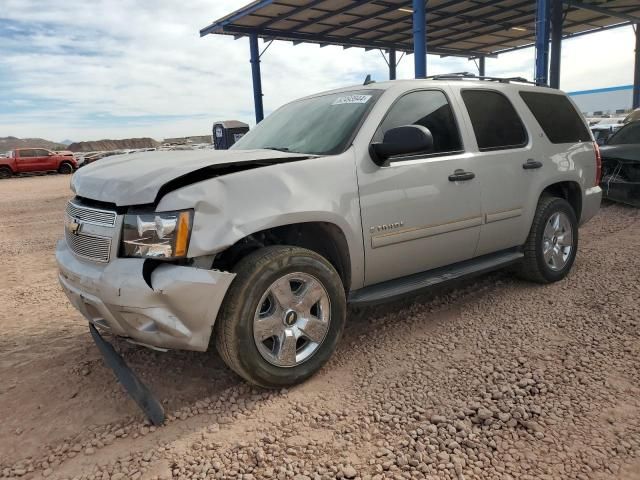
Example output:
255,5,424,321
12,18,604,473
57,77,602,388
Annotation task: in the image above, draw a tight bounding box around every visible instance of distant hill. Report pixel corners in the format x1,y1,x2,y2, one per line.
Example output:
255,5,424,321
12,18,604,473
60,139,74,146
0,136,66,151
67,137,160,152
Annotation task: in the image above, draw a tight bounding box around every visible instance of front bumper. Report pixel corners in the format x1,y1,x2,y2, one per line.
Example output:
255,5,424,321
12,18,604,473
580,186,602,225
56,240,235,351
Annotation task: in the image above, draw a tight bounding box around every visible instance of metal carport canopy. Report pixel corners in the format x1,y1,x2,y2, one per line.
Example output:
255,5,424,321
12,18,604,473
200,1,640,122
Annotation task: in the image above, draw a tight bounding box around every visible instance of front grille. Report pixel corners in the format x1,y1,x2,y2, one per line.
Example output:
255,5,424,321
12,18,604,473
66,201,116,227
65,200,117,263
65,229,112,263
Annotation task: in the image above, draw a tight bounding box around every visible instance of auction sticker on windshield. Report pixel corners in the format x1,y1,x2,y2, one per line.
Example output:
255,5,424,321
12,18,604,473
332,95,372,105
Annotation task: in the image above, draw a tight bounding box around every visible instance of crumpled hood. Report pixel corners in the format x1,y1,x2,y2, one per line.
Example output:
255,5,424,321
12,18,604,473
71,149,312,206
599,144,640,163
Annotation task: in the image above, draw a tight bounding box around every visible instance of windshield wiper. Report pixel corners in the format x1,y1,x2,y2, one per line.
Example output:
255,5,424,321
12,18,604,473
263,146,291,152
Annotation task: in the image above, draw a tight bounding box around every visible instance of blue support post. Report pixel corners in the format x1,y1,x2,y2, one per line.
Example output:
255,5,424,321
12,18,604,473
413,0,426,78
389,48,397,80
249,33,264,123
549,0,563,89
535,0,551,85
634,24,640,109
478,56,486,77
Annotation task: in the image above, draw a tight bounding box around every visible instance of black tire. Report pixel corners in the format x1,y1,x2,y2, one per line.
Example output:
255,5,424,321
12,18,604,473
215,246,346,388
0,166,13,179
58,162,74,174
518,195,578,284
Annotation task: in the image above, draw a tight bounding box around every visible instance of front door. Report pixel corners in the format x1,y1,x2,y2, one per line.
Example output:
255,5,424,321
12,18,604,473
357,88,482,286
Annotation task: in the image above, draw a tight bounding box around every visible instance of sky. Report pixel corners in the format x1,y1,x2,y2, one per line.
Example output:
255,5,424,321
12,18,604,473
0,0,637,143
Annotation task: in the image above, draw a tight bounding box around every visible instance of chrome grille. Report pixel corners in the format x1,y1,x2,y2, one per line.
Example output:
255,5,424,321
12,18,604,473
65,229,112,263
66,201,116,227
65,200,116,263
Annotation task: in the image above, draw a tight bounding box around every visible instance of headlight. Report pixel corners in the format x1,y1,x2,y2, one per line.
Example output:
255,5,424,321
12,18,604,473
121,209,193,259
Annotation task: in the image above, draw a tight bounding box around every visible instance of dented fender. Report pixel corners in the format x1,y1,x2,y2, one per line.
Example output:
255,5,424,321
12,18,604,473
156,150,366,289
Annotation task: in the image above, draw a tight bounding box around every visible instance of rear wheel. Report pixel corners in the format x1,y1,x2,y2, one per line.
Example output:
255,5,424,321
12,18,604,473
518,195,578,283
215,246,346,388
58,162,74,174
0,166,13,179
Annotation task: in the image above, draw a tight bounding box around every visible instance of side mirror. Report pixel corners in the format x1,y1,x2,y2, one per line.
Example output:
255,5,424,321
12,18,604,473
369,125,434,166
48,152,55,156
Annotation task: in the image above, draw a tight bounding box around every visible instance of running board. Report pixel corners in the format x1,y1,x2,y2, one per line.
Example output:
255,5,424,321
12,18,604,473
349,249,524,306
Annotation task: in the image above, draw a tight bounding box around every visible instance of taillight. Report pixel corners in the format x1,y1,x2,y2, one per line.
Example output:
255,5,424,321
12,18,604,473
593,141,602,186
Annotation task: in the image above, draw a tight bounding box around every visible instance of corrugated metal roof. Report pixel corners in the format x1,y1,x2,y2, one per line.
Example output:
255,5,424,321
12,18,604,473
200,0,640,57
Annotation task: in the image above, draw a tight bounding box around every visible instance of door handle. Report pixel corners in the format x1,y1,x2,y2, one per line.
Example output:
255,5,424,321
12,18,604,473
448,169,475,182
523,159,543,170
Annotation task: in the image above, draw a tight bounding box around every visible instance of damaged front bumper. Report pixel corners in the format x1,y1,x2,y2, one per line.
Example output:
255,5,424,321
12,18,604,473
56,240,236,351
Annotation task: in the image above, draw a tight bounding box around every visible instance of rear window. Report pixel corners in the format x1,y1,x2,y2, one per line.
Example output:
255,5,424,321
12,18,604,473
461,89,527,151
519,91,591,143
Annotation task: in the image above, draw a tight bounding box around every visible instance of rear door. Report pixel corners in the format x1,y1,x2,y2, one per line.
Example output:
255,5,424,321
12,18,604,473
15,149,38,172
357,88,482,285
455,88,536,256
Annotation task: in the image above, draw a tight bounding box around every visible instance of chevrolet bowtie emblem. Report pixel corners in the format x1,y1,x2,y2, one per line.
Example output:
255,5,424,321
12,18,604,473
67,219,82,235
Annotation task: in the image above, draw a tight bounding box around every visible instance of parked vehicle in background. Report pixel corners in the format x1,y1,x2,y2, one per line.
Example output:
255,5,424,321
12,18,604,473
591,123,624,145
57,77,601,389
0,148,77,178
622,108,640,124
600,121,640,207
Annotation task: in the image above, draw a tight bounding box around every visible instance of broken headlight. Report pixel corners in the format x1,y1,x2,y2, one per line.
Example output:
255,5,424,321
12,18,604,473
121,210,193,259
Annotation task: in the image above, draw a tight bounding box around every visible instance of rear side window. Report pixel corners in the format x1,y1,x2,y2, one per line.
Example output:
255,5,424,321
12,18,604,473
19,149,35,158
520,91,591,143
375,90,463,155
461,90,527,151
606,122,640,145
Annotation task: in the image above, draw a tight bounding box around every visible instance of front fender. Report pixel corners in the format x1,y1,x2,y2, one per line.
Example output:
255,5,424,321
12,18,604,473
157,151,366,289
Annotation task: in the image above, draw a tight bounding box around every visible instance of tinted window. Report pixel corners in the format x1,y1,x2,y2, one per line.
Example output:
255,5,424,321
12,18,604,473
19,149,36,158
520,91,591,143
461,90,527,150
375,90,462,154
607,122,640,145
35,149,50,156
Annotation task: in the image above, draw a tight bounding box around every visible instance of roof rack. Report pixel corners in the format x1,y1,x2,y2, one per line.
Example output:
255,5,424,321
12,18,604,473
425,72,543,86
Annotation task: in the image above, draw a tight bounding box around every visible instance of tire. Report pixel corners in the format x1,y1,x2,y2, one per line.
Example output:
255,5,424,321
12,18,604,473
518,195,578,284
215,246,347,388
0,166,12,179
58,162,74,174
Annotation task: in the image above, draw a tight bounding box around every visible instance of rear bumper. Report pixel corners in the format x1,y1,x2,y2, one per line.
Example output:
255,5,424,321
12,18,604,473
56,240,235,351
580,186,602,225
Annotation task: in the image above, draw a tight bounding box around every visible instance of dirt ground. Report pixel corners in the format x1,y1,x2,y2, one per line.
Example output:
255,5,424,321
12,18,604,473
1,174,639,480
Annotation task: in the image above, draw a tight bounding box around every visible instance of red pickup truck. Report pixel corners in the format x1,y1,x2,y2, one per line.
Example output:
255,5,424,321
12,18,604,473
0,148,77,178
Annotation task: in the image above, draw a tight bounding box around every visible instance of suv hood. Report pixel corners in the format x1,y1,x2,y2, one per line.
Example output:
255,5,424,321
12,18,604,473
71,149,313,206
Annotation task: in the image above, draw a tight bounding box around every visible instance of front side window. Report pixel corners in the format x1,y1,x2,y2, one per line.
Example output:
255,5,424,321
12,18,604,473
606,122,640,145
374,90,462,155
35,149,50,157
461,89,527,151
232,89,382,155
520,91,590,144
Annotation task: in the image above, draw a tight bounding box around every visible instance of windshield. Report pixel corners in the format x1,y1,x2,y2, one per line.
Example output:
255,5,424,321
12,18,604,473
232,89,382,155
606,122,640,145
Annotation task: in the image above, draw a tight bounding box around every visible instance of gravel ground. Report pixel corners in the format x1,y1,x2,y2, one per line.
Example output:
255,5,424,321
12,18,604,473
0,175,639,480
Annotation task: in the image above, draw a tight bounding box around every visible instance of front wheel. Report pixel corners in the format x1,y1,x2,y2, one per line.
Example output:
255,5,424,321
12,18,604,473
214,246,346,388
518,195,578,283
58,162,74,174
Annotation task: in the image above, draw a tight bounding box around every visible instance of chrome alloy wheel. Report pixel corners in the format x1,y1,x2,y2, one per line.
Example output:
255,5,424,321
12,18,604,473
542,211,573,271
253,272,331,367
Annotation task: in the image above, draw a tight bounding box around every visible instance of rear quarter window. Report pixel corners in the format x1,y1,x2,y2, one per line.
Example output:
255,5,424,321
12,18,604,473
519,91,591,143
461,89,527,151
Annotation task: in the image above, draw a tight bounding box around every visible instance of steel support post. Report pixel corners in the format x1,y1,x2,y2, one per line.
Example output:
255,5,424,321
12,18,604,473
249,33,264,123
535,0,551,85
549,0,563,89
389,48,397,80
413,0,426,78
